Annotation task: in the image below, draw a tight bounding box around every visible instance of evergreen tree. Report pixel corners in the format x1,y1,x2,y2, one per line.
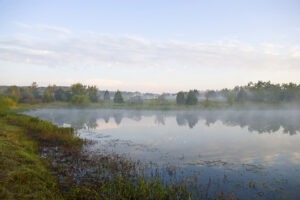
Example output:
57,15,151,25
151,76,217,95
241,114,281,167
104,90,110,102
176,91,186,105
113,90,124,103
186,90,198,105
87,85,98,102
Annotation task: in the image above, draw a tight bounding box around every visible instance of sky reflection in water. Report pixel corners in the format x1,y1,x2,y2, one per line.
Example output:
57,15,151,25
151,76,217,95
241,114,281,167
25,109,300,199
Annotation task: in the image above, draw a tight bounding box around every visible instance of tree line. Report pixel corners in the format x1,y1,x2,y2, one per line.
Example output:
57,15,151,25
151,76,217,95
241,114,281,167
2,81,300,106
176,81,300,105
3,82,124,105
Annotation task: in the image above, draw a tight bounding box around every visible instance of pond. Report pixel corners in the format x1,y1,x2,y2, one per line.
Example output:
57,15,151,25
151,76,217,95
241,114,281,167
24,108,300,199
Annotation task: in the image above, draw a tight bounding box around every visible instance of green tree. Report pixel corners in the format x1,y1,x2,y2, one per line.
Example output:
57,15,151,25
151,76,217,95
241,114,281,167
87,85,98,103
113,90,124,103
5,86,21,102
42,85,56,103
31,82,40,99
70,83,90,105
20,87,33,102
281,83,299,102
103,90,110,102
71,83,86,96
236,88,247,103
156,94,168,105
205,90,216,102
226,91,236,106
176,91,186,105
186,90,198,105
55,88,70,101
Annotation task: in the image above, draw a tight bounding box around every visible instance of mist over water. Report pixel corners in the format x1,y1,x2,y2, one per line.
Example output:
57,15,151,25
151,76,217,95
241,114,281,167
25,108,300,199
25,108,300,134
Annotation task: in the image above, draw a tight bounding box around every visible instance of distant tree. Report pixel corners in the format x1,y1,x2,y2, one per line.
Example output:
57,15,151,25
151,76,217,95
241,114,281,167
236,88,247,103
156,94,168,105
70,83,90,105
20,83,41,104
176,91,186,105
281,83,299,102
205,90,216,102
5,86,21,102
103,90,110,102
186,90,198,105
55,88,68,101
42,85,56,102
20,87,33,102
128,95,143,104
269,83,282,102
87,85,98,103
225,91,236,106
249,81,266,102
31,82,40,99
71,83,86,96
71,95,90,106
113,90,124,103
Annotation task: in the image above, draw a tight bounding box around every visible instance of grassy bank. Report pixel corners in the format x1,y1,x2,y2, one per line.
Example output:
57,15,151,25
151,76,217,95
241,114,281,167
0,115,63,199
0,112,192,199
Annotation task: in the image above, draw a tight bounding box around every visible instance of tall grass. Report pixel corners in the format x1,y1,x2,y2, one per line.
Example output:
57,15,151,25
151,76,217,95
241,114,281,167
4,113,83,149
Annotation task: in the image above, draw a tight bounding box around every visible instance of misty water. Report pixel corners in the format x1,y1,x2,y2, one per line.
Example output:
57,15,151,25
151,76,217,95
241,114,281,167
24,108,300,199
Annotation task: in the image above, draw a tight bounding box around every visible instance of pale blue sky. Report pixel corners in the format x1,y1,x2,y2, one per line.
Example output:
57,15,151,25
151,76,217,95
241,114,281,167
0,0,300,92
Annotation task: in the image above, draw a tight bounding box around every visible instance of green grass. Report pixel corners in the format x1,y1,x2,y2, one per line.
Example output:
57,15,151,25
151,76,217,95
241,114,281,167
63,176,190,200
0,117,63,200
4,113,83,149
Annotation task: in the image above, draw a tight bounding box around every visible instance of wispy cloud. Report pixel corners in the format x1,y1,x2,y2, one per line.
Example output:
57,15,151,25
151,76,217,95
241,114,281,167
0,24,299,71
14,22,71,35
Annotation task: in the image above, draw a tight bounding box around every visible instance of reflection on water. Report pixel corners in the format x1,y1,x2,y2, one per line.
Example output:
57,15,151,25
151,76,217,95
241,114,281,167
25,109,300,135
24,108,300,199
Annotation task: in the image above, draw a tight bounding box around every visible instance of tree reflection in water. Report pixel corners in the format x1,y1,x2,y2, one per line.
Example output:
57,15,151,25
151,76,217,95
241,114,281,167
24,109,300,135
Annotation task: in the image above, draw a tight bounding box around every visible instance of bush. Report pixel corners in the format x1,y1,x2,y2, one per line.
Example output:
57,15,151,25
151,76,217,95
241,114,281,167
0,96,16,113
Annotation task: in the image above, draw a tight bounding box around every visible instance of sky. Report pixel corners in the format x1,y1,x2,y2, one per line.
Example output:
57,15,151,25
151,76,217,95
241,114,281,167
0,0,300,93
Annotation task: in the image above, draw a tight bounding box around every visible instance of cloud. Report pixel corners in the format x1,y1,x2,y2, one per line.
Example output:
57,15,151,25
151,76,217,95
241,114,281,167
0,24,299,71
14,22,71,35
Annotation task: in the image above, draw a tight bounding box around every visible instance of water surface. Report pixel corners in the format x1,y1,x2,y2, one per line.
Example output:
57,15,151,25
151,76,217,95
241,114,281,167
25,108,300,199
